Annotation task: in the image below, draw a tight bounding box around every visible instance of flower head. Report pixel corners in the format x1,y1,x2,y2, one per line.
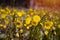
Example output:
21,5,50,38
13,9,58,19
15,18,22,28
17,10,25,17
0,24,6,29
44,21,53,30
20,29,24,33
44,31,48,35
33,15,41,23
25,16,32,25
58,24,60,28
29,8,33,12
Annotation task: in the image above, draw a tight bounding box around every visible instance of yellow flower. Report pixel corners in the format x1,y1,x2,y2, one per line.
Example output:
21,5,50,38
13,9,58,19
44,31,48,35
25,16,32,25
10,12,14,16
44,21,53,30
1,14,8,18
39,9,46,15
20,29,23,33
26,26,30,29
0,9,5,13
5,19,9,25
3,25,6,29
16,33,19,37
33,15,41,23
16,18,22,28
17,10,25,17
30,12,34,15
16,21,22,28
0,9,8,18
58,24,60,28
13,8,17,12
5,7,11,13
29,8,33,12
0,24,3,27
24,24,27,26
33,9,37,14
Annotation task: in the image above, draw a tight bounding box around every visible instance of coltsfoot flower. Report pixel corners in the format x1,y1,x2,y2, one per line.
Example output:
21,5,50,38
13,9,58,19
0,24,3,27
25,16,32,25
15,18,22,28
44,21,53,30
16,33,19,37
44,31,48,35
17,10,25,17
26,26,30,30
3,25,6,29
20,29,24,33
33,15,41,23
29,8,33,12
58,24,60,28
5,19,9,25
